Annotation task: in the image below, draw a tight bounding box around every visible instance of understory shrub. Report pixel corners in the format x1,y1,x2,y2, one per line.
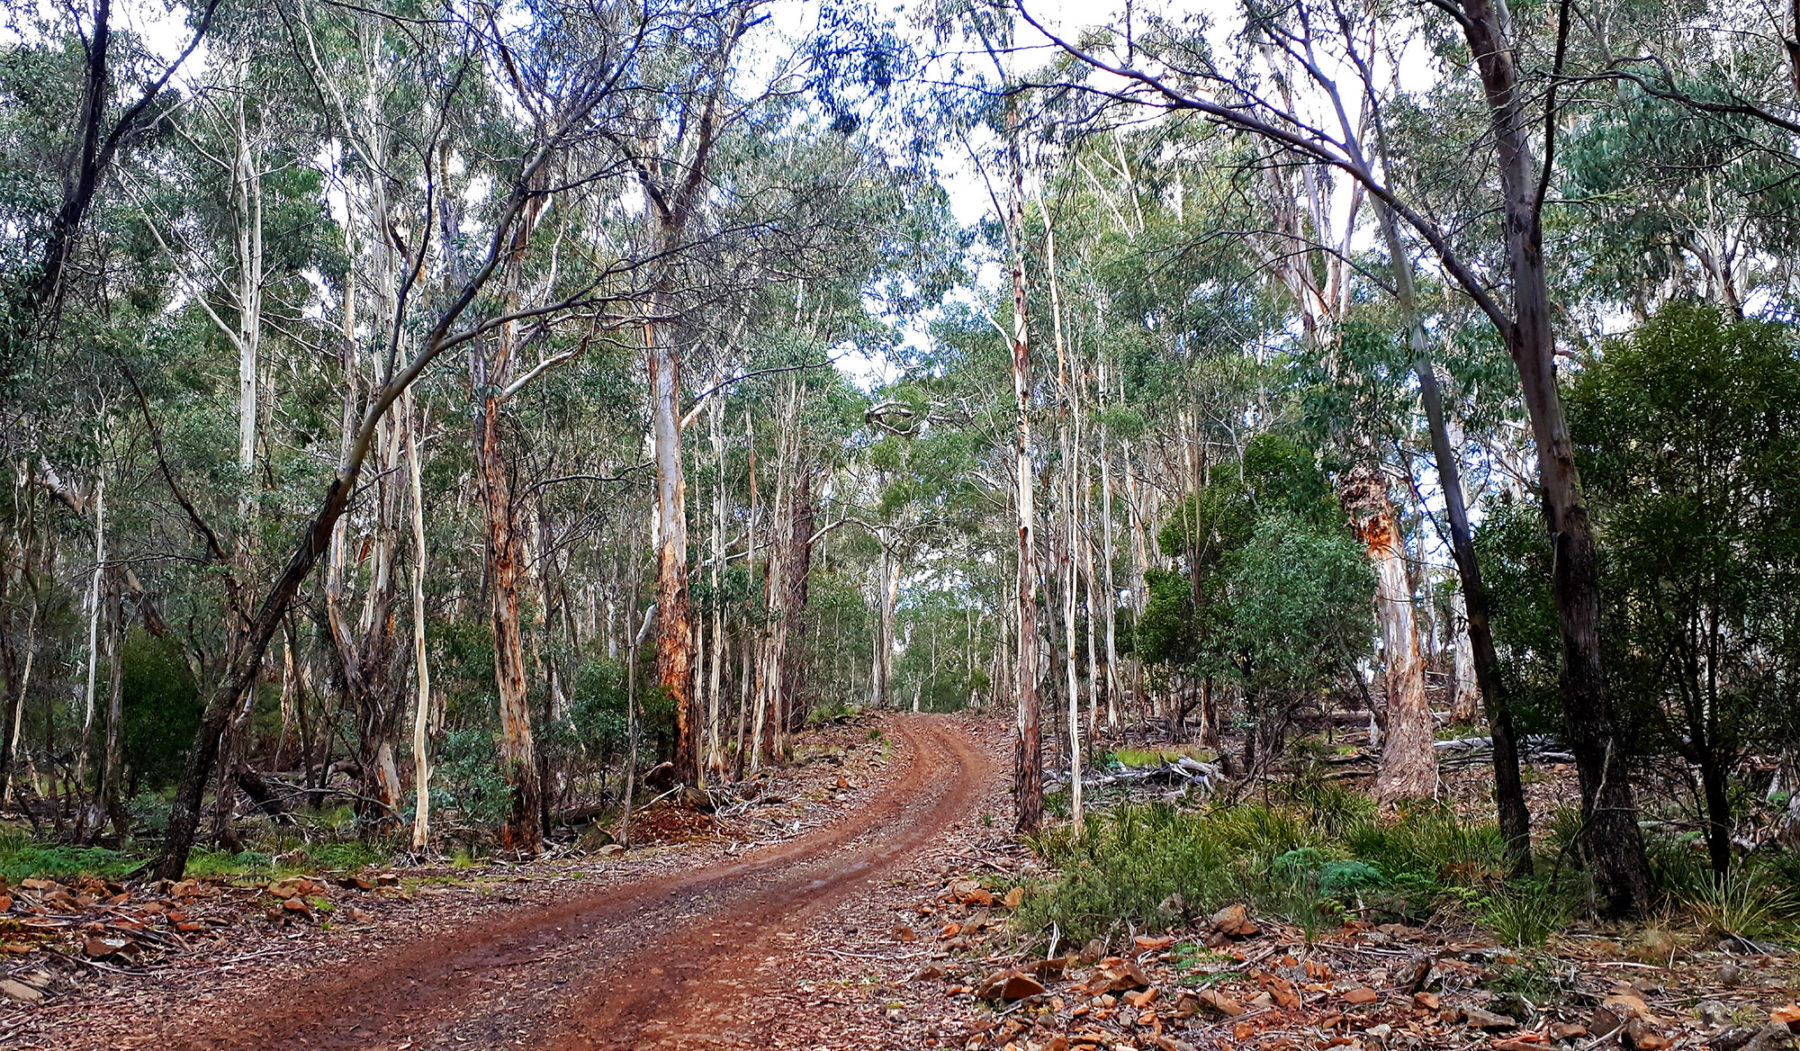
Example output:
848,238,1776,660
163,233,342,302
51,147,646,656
1020,801,1529,945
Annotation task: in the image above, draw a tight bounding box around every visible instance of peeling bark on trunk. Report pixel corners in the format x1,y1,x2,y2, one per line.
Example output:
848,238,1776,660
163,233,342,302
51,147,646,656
406,392,432,851
1344,465,1436,803
647,309,699,792
1449,591,1481,726
480,379,540,852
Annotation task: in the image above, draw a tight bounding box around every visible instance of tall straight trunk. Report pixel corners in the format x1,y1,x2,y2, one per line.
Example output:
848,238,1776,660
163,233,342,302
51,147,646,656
1099,358,1120,729
480,391,539,851
774,387,814,743
406,391,432,851
646,303,699,791
706,398,727,775
100,569,126,836
1123,438,1151,717
1037,170,1084,834
1460,0,1643,905
1006,109,1043,834
1082,444,1100,739
1345,465,1436,802
76,474,105,795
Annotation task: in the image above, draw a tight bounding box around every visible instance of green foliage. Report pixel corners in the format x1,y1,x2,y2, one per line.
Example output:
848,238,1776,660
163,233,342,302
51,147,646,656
184,850,273,879
0,830,142,882
1018,801,1517,944
119,629,203,791
1571,303,1800,785
1140,434,1372,726
1222,514,1372,695
1473,882,1572,948
434,728,513,828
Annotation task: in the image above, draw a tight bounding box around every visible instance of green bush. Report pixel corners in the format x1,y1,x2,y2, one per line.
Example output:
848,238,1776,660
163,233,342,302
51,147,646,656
434,727,512,827
120,629,203,791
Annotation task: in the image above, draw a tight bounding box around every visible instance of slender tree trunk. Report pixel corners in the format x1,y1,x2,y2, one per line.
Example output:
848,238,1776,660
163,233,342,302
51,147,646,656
1367,131,1534,876
100,570,126,837
76,474,105,800
1099,362,1120,729
1460,0,1643,904
706,398,727,775
406,391,433,851
1006,107,1043,834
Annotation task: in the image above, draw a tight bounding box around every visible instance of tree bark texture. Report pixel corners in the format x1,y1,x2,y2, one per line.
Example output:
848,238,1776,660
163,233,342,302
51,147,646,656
1344,469,1436,803
1458,0,1649,912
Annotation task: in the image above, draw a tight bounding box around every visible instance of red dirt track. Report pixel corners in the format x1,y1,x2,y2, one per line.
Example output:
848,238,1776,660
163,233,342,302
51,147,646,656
136,714,995,1050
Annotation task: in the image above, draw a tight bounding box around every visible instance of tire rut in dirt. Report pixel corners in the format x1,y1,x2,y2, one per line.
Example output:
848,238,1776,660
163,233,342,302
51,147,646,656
154,716,993,1051
540,716,988,1050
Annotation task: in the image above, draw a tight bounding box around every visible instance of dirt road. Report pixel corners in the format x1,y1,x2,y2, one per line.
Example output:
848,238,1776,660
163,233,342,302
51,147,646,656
138,715,995,1050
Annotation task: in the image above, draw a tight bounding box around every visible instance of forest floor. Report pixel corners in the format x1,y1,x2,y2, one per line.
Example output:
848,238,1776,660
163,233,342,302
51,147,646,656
3,713,1015,1049
4,715,1798,1051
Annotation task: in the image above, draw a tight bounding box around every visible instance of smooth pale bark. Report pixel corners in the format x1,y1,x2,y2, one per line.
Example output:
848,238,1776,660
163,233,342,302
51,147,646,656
1006,111,1044,835
1449,591,1480,726
325,236,405,830
705,398,727,775
1037,174,1083,834
232,94,263,485
75,474,105,795
1344,465,1435,803
153,94,582,878
1098,358,1120,729
100,570,126,836
406,391,432,851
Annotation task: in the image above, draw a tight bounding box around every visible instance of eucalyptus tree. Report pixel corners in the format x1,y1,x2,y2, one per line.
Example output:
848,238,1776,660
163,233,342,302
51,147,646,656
145,0,688,878
1022,0,1654,911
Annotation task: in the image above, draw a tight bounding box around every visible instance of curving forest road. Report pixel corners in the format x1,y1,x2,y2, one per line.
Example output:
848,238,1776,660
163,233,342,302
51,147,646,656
146,715,996,1050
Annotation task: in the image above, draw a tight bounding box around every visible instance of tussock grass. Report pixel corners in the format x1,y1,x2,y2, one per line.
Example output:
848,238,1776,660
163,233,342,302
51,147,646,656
1020,797,1550,947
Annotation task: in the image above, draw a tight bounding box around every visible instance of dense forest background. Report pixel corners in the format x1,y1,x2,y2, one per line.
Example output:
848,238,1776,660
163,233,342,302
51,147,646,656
4,0,1800,923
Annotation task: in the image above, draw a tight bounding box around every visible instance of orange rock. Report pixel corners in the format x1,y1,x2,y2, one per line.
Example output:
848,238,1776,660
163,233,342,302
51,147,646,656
1210,904,1259,937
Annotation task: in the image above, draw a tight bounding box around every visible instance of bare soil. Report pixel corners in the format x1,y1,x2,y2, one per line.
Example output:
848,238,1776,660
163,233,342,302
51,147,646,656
15,714,1005,1051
